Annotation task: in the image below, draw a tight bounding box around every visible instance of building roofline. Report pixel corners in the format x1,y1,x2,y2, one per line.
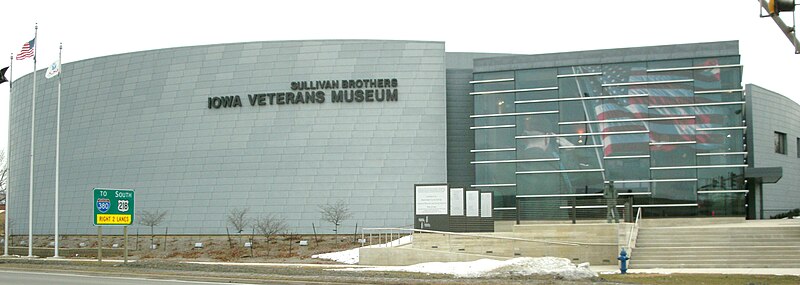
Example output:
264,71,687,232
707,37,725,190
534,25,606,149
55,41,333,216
474,41,740,72
747,83,800,108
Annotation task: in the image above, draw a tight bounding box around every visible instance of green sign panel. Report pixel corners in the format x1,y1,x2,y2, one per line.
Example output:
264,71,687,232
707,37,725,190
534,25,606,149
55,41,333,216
93,188,135,226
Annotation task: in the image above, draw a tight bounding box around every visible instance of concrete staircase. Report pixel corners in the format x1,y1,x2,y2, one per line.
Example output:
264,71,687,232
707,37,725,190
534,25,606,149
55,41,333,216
631,225,800,268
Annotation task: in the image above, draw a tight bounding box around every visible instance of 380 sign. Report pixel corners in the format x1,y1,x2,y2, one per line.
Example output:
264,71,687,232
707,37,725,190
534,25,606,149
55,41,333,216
93,188,135,226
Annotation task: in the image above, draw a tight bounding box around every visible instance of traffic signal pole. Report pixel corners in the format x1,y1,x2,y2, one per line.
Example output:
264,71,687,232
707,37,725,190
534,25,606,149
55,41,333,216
759,0,800,54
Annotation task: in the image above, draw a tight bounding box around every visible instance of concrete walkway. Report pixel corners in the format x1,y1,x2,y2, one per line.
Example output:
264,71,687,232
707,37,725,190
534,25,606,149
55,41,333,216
591,265,800,276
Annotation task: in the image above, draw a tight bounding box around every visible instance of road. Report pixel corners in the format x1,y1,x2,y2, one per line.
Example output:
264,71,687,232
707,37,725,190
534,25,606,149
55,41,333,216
0,269,327,285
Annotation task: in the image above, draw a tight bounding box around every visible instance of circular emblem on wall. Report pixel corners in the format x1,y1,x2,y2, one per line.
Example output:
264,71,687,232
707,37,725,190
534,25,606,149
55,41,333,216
96,198,110,213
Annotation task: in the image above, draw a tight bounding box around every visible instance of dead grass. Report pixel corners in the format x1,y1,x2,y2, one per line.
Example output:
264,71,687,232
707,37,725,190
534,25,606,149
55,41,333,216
8,233,393,264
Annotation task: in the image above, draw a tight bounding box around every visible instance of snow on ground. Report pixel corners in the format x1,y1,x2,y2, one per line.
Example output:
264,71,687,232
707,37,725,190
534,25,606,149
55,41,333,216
311,235,413,264
313,236,596,279
334,257,597,279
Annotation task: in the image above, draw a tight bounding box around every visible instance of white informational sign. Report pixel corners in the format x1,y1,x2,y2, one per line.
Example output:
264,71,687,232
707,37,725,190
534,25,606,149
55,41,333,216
466,191,480,217
415,185,448,215
450,188,464,216
480,192,493,218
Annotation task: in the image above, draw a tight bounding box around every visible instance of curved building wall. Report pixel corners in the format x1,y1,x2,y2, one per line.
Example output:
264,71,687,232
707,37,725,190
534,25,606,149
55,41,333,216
746,84,800,218
8,40,447,234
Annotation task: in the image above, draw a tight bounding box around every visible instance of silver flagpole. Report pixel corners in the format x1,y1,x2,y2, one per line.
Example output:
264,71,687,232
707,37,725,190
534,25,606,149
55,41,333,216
53,43,62,258
28,23,38,258
4,53,12,256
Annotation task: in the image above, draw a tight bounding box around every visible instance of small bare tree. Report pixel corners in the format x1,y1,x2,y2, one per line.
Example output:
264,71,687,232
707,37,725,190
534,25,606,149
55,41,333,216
255,214,287,256
227,207,250,243
139,209,168,249
319,200,352,243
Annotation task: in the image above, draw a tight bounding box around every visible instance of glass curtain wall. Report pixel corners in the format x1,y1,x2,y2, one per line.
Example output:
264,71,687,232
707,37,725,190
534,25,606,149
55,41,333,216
472,56,745,221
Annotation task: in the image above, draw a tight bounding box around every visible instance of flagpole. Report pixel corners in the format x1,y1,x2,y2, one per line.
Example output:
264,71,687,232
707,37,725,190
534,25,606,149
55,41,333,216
3,53,12,257
53,43,62,258
27,23,38,258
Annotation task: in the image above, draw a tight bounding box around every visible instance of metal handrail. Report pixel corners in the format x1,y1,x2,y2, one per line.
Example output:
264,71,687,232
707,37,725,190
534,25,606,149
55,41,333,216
362,227,617,247
626,207,643,250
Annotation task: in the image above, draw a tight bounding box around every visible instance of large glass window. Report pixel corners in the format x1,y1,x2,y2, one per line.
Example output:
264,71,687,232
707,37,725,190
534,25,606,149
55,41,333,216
698,192,745,217
695,104,744,128
560,100,593,122
605,158,650,181
561,172,605,194
651,168,696,179
474,116,514,128
473,81,514,93
516,90,558,102
558,65,601,76
695,91,744,103
516,101,557,113
696,153,746,166
473,54,744,221
474,151,515,162
647,59,693,71
696,129,744,153
490,187,517,210
693,56,740,66
517,173,562,195
475,163,515,185
611,181,651,194
691,56,741,92
516,68,557,89
693,67,742,92
651,144,696,167
642,82,694,106
697,167,744,190
475,128,515,150
517,113,559,159
559,75,603,99
602,133,650,157
602,62,648,84
775,131,787,154
474,93,514,116
473,71,514,93
649,181,697,204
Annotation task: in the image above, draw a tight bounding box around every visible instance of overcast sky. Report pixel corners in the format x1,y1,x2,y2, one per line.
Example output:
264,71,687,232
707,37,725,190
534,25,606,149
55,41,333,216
1,0,799,152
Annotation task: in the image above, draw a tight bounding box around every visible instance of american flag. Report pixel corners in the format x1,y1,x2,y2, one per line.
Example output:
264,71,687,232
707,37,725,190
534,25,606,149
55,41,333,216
570,62,725,157
16,38,36,60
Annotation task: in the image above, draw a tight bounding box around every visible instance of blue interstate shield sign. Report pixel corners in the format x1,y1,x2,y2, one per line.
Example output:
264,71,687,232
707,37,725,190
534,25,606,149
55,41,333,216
96,198,110,213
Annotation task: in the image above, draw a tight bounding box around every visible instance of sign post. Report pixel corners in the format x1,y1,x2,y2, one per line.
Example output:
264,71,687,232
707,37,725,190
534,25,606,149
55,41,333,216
93,188,134,263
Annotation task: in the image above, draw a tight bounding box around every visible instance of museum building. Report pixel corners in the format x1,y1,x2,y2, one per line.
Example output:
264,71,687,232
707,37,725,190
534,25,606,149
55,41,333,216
6,40,770,235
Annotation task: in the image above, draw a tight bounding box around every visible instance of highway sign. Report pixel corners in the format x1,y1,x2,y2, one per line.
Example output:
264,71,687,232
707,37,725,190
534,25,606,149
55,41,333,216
93,188,135,226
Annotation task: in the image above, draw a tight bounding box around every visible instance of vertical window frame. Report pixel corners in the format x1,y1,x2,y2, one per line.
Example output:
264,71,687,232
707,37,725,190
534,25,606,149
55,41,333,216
775,131,787,155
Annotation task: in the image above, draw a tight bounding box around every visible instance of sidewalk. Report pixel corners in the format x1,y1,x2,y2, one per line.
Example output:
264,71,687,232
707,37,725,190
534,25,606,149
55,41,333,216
591,265,800,276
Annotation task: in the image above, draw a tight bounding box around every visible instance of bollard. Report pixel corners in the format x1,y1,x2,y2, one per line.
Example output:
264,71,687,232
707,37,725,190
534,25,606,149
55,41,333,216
617,248,630,274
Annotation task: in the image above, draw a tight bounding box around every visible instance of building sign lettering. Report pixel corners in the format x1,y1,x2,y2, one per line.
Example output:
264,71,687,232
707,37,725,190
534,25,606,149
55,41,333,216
207,78,398,109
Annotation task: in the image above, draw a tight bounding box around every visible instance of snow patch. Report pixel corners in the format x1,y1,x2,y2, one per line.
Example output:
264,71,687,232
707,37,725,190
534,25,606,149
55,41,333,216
312,235,413,264
336,257,597,279
312,236,595,279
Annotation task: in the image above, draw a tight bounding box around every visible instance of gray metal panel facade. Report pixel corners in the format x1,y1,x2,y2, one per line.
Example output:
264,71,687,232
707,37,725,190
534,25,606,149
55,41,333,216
8,40,447,234
746,84,800,218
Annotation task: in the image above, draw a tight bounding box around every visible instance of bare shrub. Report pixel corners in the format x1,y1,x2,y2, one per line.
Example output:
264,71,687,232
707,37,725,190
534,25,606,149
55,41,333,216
319,200,352,242
255,214,287,256
139,209,168,249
